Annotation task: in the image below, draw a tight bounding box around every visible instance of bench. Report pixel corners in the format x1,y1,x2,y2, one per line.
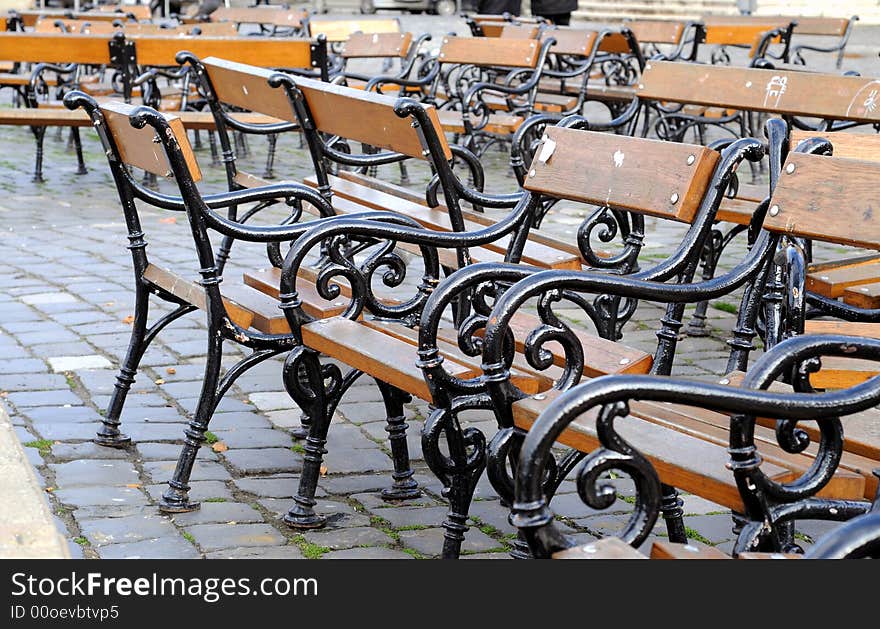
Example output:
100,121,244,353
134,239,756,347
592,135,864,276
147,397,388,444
207,6,306,35
305,16,402,43
700,17,797,66
63,92,350,516
271,118,774,557
0,30,328,180
633,60,880,333
506,147,880,558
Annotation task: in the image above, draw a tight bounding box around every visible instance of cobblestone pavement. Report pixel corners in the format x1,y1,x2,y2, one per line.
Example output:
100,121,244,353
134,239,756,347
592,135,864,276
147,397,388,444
0,13,877,559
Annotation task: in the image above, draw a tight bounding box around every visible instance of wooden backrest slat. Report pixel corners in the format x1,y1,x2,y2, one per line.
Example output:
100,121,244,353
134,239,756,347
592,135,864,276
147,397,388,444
342,32,412,58
438,36,540,68
624,19,686,45
598,31,631,54
211,6,303,28
132,35,315,68
541,28,597,56
291,75,452,161
638,61,880,124
307,18,401,42
0,32,111,64
765,153,880,250
703,15,851,37
18,11,139,27
201,57,296,121
0,32,317,68
790,130,880,162
200,57,451,161
477,21,507,37
500,24,539,39
703,23,784,46
523,126,719,222
100,100,201,182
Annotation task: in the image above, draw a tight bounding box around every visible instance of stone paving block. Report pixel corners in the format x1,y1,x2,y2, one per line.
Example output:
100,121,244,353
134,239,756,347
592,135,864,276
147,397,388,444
135,442,218,462
17,330,80,345
223,448,303,475
682,514,737,544
143,460,231,483
91,392,170,409
7,389,81,408
169,502,264,526
157,381,207,398
550,492,631,520
151,364,205,382
681,494,729,516
34,422,108,441
20,291,79,305
183,523,286,552
322,547,413,559
461,551,510,559
247,391,292,412
179,396,254,414
50,311,115,326
0,358,46,374
301,526,394,551
398,527,505,557
206,545,305,559
319,474,400,496
365,505,450,529
144,481,233,504
78,513,176,547
22,446,44,467
120,406,186,423
54,486,148,508
97,536,201,559
27,405,103,424
2,373,69,391
264,410,313,429
122,423,187,442
214,428,292,450
48,355,112,372
324,423,377,450
337,402,391,424
207,412,272,431
51,442,131,462
360,419,424,460
322,447,394,474
50,459,139,488
468,500,517,536
233,475,302,499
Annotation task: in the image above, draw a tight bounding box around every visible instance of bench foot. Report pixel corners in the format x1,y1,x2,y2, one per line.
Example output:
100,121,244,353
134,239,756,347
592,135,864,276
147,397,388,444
158,492,201,514
282,508,327,530
381,482,422,502
94,432,132,448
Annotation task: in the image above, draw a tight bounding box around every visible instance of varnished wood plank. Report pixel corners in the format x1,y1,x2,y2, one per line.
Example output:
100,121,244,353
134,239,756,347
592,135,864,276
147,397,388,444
438,36,540,68
512,391,792,512
436,110,523,134
737,551,802,559
342,32,412,58
540,28,597,56
212,6,305,28
307,18,401,42
302,318,474,401
100,100,202,181
843,282,880,309
639,61,880,123
765,154,880,250
803,320,880,338
702,23,785,46
625,20,686,45
790,130,880,162
650,541,731,559
500,24,539,39
524,126,719,222
553,537,647,559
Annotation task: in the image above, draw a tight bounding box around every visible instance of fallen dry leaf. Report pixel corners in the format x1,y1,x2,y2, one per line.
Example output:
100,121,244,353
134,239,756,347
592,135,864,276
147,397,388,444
126,483,142,489
0,391,7,398
320,465,328,477
211,442,228,453
165,367,177,375
122,315,134,324
159,217,177,224
154,378,166,385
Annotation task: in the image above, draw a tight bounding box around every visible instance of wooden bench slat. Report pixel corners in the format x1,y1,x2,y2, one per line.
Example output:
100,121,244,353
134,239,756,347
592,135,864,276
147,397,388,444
303,174,583,270
842,282,880,309
524,126,720,223
436,109,523,135
553,537,647,559
807,261,880,298
650,541,731,559
438,35,540,68
302,317,474,401
512,391,792,512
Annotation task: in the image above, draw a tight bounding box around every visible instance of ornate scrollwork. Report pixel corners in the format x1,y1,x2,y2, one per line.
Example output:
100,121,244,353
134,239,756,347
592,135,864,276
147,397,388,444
575,401,661,545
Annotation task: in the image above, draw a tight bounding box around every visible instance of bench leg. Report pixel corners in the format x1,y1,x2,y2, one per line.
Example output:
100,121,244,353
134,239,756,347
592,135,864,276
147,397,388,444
158,333,225,514
263,133,277,179
686,229,723,337
423,407,487,559
282,348,363,529
71,128,87,175
208,131,220,166
660,484,687,543
375,380,421,501
397,160,410,186
31,126,46,184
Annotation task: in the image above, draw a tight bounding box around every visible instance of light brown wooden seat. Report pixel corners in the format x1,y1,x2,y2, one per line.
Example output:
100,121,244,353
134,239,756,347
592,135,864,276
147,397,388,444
306,17,401,42
556,538,806,559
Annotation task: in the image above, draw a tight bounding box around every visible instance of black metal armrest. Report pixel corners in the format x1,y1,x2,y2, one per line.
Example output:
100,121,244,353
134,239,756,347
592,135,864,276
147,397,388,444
512,334,880,558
